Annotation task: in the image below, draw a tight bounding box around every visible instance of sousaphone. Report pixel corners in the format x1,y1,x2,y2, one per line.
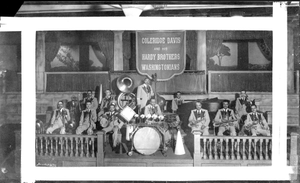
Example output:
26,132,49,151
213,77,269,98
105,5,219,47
116,75,137,110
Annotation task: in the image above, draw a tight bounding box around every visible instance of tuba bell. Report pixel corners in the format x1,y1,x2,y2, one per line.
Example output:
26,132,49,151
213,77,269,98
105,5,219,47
116,75,136,110
116,75,134,93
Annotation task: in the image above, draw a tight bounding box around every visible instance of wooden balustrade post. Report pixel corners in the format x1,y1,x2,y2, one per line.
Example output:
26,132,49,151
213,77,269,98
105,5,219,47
225,139,229,160
96,131,105,166
193,131,202,166
203,138,207,159
290,133,299,182
214,138,218,160
236,139,241,160
254,139,258,160
220,139,224,160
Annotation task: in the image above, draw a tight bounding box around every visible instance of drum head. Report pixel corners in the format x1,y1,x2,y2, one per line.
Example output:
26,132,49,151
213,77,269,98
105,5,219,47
133,127,161,155
119,106,136,122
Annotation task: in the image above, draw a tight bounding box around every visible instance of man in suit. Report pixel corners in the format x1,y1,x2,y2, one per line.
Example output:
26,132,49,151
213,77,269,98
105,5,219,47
171,91,185,113
137,77,154,113
100,103,124,149
82,90,98,110
214,100,238,136
235,91,253,122
188,100,210,135
144,97,162,117
66,96,81,134
244,104,270,136
46,100,71,134
144,97,171,154
76,101,97,135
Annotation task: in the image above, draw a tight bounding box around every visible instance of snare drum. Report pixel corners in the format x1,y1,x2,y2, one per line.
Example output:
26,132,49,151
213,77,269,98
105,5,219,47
132,127,162,155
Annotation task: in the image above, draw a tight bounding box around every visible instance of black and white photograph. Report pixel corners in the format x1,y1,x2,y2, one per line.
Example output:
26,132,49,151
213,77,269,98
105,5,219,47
0,1,299,183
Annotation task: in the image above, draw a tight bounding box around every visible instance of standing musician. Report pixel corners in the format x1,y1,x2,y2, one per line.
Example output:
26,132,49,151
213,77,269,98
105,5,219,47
171,91,184,113
83,90,98,111
214,100,238,136
137,77,154,113
46,100,71,134
243,104,270,136
76,101,97,135
188,100,210,135
100,103,124,149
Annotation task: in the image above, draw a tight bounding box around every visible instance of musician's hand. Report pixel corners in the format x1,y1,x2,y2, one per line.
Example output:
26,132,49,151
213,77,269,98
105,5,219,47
201,125,206,130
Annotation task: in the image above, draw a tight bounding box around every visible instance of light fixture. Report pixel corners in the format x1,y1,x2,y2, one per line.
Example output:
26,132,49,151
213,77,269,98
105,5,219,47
121,5,147,17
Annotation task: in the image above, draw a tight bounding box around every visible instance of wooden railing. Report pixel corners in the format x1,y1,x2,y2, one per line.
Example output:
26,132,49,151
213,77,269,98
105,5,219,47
36,131,105,166
36,134,97,158
193,131,298,167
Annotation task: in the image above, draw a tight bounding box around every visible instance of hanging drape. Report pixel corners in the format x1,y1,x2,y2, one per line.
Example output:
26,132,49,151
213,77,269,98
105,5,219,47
91,43,105,70
256,34,273,61
98,41,113,71
206,39,224,58
186,31,197,70
45,42,61,71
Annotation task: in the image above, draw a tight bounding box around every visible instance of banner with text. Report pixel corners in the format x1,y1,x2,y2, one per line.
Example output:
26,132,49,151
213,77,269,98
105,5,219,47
136,31,186,81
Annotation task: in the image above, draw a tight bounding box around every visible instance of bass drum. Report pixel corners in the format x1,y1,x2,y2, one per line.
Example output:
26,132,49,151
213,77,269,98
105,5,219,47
132,127,162,155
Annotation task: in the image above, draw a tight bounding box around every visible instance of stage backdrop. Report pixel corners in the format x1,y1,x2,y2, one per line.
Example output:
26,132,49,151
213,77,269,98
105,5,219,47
136,31,186,81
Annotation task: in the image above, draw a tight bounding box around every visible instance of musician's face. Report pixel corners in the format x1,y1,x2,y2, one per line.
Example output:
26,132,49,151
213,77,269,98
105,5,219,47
150,99,156,106
195,102,202,110
240,91,246,98
144,78,150,85
57,102,63,109
176,93,181,98
251,106,257,113
87,91,92,98
105,90,111,97
223,102,229,109
86,102,92,109
109,105,115,111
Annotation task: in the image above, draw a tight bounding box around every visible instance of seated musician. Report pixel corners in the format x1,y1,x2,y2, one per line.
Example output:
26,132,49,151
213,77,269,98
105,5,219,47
76,101,97,135
188,100,210,135
100,103,124,149
144,97,172,149
214,100,238,136
171,91,184,113
235,90,253,126
243,104,270,136
82,90,98,111
46,100,70,134
66,96,81,134
99,89,115,113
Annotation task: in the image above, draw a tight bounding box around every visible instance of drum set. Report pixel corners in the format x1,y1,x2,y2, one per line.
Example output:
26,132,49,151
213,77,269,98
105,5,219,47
114,75,181,156
120,106,179,156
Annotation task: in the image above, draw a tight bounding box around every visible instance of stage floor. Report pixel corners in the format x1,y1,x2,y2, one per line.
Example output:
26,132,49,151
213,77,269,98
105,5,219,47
104,142,194,167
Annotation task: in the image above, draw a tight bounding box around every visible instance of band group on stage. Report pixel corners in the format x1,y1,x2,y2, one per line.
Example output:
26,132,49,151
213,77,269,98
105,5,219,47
43,77,271,154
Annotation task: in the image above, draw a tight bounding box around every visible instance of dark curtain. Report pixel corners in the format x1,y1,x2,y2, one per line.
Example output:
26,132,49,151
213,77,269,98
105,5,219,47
98,41,113,71
206,39,224,58
45,42,61,71
256,36,273,61
186,31,197,70
91,43,106,70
